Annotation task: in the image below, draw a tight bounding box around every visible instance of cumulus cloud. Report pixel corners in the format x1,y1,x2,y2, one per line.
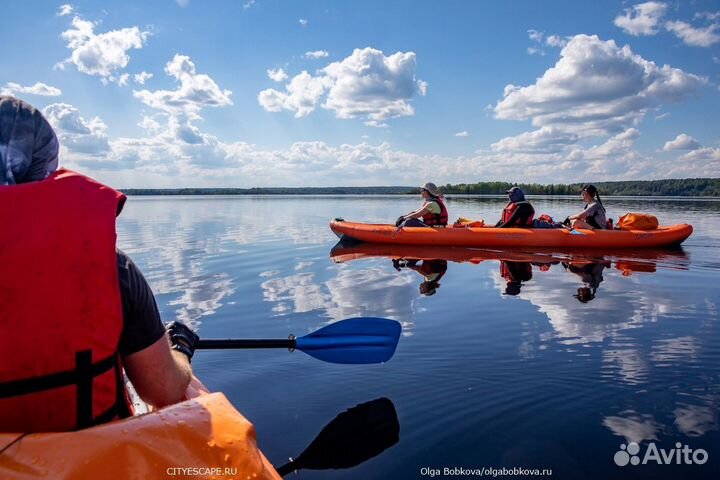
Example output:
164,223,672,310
259,47,427,126
614,2,668,36
663,133,701,151
243,0,255,9
299,18,308,26
43,103,110,156
1,82,62,97
494,35,706,137
267,68,288,82
133,71,153,85
134,54,232,115
492,127,579,154
527,30,568,55
59,16,150,81
454,131,469,137
304,50,329,59
57,4,73,16
258,71,328,117
665,20,720,47
679,147,720,162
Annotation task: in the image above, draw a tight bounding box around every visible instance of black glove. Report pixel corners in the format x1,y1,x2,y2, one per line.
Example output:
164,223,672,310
392,259,403,271
395,216,406,227
562,216,571,226
165,321,200,362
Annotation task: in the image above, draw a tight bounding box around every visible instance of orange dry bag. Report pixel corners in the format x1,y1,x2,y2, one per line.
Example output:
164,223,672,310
617,213,659,231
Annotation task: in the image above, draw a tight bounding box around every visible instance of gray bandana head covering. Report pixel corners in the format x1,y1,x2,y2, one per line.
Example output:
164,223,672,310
0,96,59,185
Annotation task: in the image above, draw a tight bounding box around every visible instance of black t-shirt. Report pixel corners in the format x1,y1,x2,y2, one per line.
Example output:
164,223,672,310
116,250,166,356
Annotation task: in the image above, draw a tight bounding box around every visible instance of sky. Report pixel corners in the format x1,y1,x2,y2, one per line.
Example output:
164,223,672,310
1,0,719,188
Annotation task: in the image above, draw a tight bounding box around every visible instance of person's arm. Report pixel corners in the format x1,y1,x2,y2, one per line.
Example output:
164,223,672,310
123,335,192,407
570,204,596,221
404,205,431,219
117,250,193,407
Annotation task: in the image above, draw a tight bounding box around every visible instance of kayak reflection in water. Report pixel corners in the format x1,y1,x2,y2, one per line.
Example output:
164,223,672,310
392,258,448,296
562,260,611,303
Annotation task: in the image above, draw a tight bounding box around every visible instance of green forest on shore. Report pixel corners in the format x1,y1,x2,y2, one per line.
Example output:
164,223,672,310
122,178,720,196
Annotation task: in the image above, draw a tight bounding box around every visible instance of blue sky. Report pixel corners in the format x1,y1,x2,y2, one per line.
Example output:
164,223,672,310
2,0,719,187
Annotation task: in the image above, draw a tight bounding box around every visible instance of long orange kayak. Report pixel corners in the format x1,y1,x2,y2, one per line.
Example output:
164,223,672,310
330,220,693,249
0,377,281,480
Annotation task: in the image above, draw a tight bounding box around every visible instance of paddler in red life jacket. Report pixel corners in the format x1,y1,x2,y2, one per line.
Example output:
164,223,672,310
396,182,449,228
495,186,535,228
0,96,199,433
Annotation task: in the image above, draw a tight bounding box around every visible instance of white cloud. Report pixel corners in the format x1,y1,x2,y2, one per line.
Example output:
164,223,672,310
546,35,568,48
679,147,720,162
42,103,110,157
527,30,567,55
134,54,232,115
60,16,150,80
267,68,288,82
117,73,130,86
492,127,579,154
663,133,701,151
665,20,720,47
243,0,255,9
133,71,153,85
454,131,469,137
299,18,308,26
1,82,62,97
258,71,328,117
696,11,720,21
304,50,329,59
259,47,426,126
417,80,428,96
57,4,73,16
614,2,668,36
494,35,706,137
655,112,670,120
176,0,190,7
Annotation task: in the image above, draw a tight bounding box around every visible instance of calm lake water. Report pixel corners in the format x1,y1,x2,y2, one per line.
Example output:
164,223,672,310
117,195,719,480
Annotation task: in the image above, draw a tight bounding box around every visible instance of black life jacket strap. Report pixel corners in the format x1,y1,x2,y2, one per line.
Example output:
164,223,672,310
0,350,123,430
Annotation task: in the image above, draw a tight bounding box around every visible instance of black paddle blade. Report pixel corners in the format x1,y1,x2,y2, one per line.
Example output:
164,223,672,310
276,397,399,476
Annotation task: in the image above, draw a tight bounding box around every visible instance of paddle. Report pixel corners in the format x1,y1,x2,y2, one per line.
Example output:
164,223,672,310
275,397,400,476
197,317,401,365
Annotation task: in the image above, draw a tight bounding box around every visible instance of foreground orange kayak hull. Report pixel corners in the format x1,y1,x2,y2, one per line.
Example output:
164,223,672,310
0,377,281,480
330,220,693,249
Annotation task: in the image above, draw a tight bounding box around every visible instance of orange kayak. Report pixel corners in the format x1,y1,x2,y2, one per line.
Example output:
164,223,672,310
0,377,281,480
330,220,693,249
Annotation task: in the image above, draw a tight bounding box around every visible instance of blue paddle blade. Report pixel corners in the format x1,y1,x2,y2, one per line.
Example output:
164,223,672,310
295,317,401,364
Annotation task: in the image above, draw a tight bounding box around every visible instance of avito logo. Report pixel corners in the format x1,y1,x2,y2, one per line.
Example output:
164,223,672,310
614,442,709,466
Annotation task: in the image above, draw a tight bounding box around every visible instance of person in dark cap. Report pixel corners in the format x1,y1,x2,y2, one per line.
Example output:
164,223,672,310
495,186,535,228
0,96,197,433
565,184,608,229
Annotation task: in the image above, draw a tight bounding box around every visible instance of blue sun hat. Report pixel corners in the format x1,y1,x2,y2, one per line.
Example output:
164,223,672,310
0,96,59,185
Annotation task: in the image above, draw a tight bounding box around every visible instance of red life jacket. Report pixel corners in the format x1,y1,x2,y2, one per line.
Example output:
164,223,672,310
501,201,534,226
421,197,448,227
0,169,127,432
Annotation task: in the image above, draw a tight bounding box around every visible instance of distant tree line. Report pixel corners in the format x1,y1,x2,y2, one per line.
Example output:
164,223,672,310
121,178,719,196
121,186,413,195
439,178,720,196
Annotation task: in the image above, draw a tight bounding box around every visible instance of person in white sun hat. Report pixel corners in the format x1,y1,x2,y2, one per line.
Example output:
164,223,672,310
395,182,449,228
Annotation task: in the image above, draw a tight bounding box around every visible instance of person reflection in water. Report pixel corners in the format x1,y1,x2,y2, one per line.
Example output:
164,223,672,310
563,260,611,303
500,261,533,296
392,258,448,296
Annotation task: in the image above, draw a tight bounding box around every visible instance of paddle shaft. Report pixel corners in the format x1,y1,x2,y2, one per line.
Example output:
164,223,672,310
197,338,295,349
